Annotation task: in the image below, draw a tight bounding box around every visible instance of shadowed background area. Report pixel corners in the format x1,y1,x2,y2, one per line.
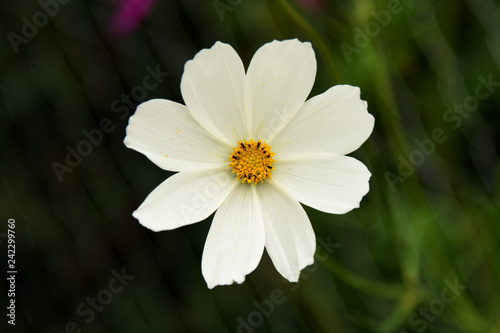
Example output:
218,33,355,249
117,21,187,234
1,0,499,332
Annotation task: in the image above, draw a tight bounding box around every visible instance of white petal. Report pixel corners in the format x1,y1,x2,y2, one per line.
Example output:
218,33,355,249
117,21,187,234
124,99,229,172
271,85,374,157
133,167,237,232
202,185,265,289
245,39,316,141
271,153,371,214
181,42,247,145
257,182,315,282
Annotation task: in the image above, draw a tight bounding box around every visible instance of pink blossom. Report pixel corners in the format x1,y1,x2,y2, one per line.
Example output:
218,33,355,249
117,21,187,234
108,0,158,37
297,0,324,11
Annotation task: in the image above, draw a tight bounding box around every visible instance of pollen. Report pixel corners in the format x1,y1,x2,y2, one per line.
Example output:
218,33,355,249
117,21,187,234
228,139,275,185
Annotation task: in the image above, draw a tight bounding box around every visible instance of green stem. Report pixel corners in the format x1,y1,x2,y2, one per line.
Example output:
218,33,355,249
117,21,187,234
275,0,341,82
318,254,404,299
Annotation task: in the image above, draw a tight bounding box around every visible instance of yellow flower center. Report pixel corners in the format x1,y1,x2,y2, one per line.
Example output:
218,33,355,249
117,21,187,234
228,139,275,185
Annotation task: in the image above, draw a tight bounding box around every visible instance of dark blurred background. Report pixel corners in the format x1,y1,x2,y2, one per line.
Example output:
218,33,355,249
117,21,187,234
1,0,499,332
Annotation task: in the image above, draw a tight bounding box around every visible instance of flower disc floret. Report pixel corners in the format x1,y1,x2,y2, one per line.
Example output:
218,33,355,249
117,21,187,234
228,139,275,185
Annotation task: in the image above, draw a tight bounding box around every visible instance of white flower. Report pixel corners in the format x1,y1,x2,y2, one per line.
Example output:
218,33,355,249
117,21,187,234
124,39,374,289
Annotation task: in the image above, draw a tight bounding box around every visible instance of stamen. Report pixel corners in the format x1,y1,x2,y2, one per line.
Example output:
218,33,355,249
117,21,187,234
228,139,275,185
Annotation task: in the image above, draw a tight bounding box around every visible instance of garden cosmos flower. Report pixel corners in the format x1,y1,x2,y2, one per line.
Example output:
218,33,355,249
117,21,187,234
124,39,374,288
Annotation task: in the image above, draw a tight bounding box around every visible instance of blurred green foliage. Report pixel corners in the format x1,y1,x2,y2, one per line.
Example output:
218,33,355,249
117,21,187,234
1,0,499,332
